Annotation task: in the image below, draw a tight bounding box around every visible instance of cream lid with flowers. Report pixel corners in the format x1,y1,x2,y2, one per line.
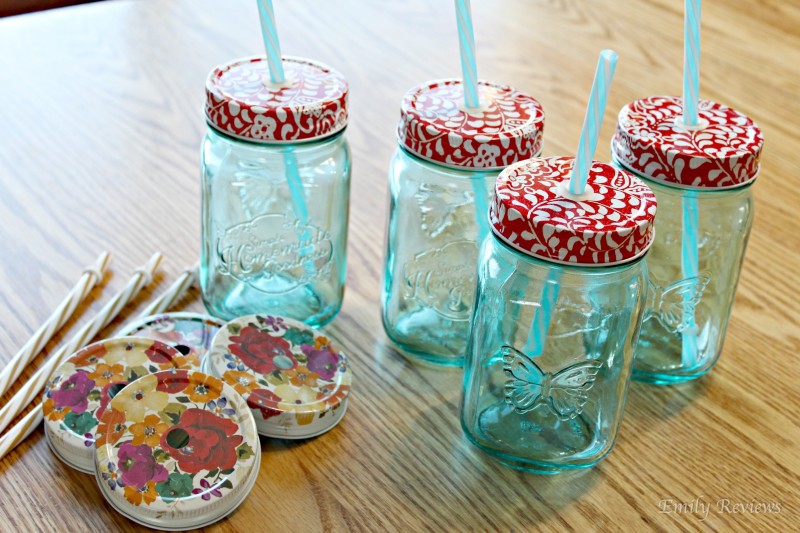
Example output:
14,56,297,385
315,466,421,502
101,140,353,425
205,314,351,439
119,313,226,372
94,369,260,530
42,337,183,473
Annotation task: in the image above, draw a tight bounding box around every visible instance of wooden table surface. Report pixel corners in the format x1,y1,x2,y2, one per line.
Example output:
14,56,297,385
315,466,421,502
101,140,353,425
0,0,798,531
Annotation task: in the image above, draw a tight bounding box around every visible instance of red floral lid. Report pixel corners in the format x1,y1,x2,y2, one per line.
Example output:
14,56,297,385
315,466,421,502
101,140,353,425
204,314,351,439
94,370,260,530
490,157,657,266
119,313,226,373
205,56,348,144
42,337,181,473
397,79,545,170
612,96,763,189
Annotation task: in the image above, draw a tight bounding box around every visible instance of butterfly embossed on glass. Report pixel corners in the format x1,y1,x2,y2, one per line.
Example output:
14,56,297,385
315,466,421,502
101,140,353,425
502,347,602,421
646,276,710,333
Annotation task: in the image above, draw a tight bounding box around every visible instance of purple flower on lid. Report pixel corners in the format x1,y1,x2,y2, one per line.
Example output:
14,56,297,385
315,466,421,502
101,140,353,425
117,442,168,490
303,345,339,380
102,461,122,491
50,371,95,413
191,478,223,501
207,397,236,417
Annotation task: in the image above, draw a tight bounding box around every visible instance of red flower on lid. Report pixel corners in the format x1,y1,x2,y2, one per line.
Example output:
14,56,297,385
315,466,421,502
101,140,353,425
159,408,242,474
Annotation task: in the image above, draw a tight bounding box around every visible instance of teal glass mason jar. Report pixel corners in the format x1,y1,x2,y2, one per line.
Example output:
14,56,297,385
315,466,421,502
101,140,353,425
461,157,657,474
382,79,544,365
201,57,350,327
612,96,764,384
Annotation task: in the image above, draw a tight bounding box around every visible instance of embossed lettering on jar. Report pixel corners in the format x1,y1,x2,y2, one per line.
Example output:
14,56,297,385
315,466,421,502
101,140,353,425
382,79,544,366
612,96,763,384
201,56,351,327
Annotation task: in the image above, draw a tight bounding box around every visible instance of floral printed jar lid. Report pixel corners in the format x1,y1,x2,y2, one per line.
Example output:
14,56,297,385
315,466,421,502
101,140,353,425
205,314,351,439
94,369,260,530
119,313,227,372
43,337,182,473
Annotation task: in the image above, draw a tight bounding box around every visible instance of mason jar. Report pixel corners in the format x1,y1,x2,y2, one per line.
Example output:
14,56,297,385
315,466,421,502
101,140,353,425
612,96,763,384
461,157,657,473
382,79,544,365
201,56,350,327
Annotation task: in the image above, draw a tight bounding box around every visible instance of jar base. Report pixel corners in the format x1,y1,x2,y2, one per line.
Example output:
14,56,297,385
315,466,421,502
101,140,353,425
202,274,342,328
461,401,609,475
631,368,710,385
382,310,468,367
462,422,604,475
381,311,466,367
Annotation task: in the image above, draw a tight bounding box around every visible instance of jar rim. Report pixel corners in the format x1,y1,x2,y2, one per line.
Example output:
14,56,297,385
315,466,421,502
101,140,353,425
207,121,347,148
489,231,648,273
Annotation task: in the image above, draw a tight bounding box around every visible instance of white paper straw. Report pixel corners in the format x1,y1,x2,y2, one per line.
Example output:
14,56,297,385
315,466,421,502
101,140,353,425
0,253,162,438
0,252,110,398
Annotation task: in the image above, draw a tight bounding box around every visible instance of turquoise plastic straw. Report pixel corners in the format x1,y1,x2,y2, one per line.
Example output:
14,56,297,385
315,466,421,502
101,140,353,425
523,50,618,357
523,269,561,357
257,0,285,84
683,0,701,126
681,194,700,367
254,0,311,274
283,148,315,276
453,1,489,249
681,0,701,366
568,50,618,195
454,0,480,109
470,175,490,242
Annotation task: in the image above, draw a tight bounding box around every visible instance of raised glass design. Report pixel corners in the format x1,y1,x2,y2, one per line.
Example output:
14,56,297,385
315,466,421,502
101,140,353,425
201,129,350,327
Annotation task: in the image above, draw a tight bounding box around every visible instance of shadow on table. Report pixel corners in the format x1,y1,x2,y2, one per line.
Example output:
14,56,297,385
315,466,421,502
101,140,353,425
363,339,600,530
623,375,711,427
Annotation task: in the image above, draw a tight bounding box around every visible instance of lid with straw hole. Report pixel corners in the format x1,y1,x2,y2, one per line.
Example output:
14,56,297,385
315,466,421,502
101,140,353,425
42,337,182,473
204,314,351,439
397,79,545,170
119,313,226,373
491,157,657,266
612,96,763,190
205,56,349,144
94,369,260,530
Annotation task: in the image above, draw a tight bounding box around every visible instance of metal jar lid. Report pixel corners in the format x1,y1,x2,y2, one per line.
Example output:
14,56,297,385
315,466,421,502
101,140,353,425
94,369,260,530
205,314,351,439
119,313,227,372
43,337,181,473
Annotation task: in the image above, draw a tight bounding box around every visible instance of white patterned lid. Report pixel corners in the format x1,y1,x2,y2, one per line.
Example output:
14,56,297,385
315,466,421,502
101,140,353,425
397,79,545,170
205,56,348,143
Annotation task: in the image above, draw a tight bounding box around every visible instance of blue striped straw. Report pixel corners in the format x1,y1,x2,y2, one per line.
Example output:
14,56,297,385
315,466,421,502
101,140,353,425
470,175,490,242
682,0,701,126
523,269,561,357
454,0,480,108
257,0,285,84
569,50,618,195
681,195,700,367
284,148,316,276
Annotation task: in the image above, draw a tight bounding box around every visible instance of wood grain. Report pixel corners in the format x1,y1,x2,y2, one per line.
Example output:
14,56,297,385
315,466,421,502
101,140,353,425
0,0,798,531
